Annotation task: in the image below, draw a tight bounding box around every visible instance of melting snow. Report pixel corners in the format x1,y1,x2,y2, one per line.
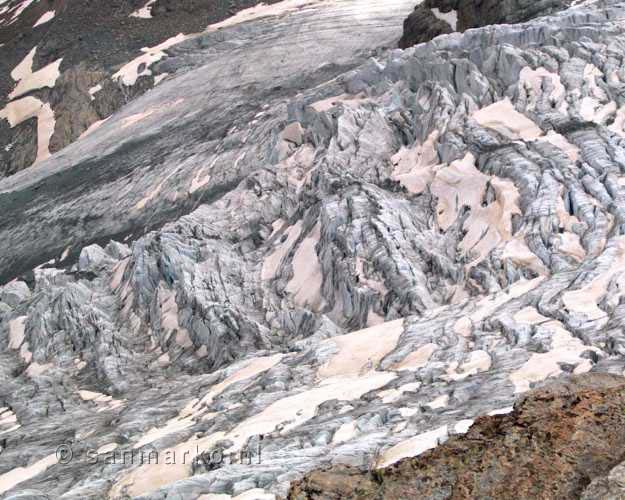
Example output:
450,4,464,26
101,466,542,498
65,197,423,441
199,354,284,407
473,98,543,140
318,319,404,379
207,0,317,31
9,46,62,100
33,9,54,27
392,343,437,371
285,223,324,310
430,8,457,30
376,425,449,468
130,0,157,18
0,453,57,494
113,33,187,86
510,320,602,393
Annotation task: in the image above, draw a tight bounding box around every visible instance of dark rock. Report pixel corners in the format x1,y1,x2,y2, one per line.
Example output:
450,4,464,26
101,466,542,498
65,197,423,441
399,0,575,48
399,6,454,49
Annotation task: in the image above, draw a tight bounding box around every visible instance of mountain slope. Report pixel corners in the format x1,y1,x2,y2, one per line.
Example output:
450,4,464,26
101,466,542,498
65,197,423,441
0,0,289,176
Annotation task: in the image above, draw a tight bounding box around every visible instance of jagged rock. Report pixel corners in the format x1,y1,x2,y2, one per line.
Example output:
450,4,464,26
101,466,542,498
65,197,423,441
582,461,625,499
0,281,30,308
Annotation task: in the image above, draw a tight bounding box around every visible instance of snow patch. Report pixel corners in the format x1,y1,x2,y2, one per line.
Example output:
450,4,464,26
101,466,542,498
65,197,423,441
454,419,474,434
8,316,26,349
33,10,54,27
113,372,394,497
130,0,157,18
392,343,437,371
78,390,126,412
9,46,62,100
431,153,522,268
391,131,439,194
0,97,55,164
0,453,57,495
445,350,492,382
113,33,187,86
79,117,109,139
539,131,579,161
430,8,457,30
207,0,317,31
0,407,19,437
510,320,602,393
473,98,543,141
199,354,284,407
333,421,359,444
7,0,36,24
198,489,275,500
519,67,567,113
376,425,449,468
488,407,514,416
285,223,324,310
318,319,404,379
262,222,302,281
88,84,102,100
11,46,37,82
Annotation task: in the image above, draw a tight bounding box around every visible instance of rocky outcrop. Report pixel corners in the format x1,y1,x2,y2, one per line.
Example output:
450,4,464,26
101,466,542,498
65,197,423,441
457,0,573,29
399,0,574,48
288,373,625,499
398,5,453,48
1,0,625,499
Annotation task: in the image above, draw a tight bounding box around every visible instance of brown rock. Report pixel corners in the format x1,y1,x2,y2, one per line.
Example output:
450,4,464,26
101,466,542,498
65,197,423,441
47,65,106,154
288,374,625,500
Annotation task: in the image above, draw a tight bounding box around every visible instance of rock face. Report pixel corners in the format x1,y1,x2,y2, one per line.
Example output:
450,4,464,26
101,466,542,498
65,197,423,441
288,373,625,499
399,0,574,48
1,0,625,499
398,4,454,48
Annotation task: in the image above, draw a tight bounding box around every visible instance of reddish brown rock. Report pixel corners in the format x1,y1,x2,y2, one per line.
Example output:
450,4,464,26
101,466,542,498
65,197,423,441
288,374,625,500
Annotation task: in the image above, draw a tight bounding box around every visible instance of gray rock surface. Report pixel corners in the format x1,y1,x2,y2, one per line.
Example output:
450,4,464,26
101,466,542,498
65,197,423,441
1,0,625,499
